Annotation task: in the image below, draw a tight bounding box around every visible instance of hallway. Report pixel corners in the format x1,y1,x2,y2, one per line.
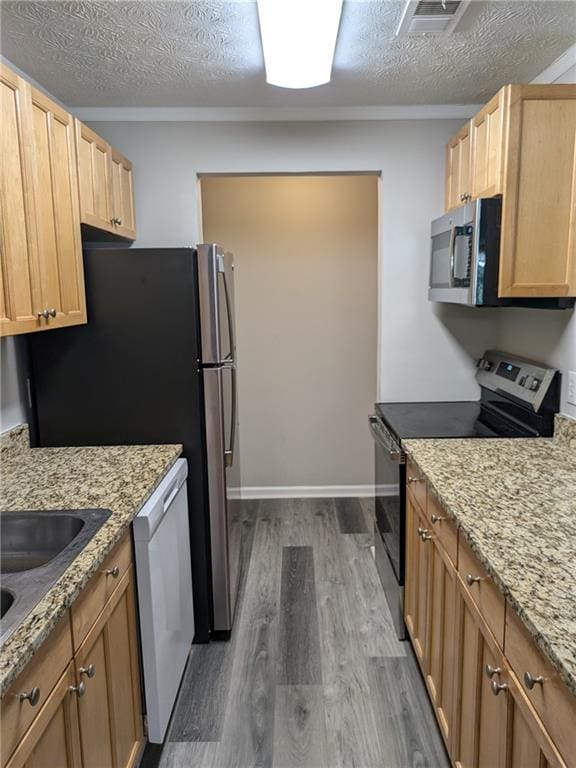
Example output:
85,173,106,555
160,499,449,768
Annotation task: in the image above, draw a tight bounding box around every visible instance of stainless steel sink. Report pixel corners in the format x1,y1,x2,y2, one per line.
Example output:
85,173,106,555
1,514,85,573
0,509,111,645
1,588,14,619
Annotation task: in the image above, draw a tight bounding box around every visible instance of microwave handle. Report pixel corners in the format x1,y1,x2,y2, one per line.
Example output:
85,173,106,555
448,225,457,287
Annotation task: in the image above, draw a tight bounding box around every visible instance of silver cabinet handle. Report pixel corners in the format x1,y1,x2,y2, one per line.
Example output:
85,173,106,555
417,526,426,537
69,681,86,698
79,664,96,679
407,475,420,484
37,309,49,319
117,218,122,225
491,680,508,696
523,672,543,690
18,687,40,706
431,513,445,524
466,574,482,586
104,566,119,578
485,664,502,679
417,527,432,542
48,308,56,318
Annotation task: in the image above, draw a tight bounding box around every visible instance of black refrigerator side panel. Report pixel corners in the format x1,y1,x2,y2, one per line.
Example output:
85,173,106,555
26,248,212,641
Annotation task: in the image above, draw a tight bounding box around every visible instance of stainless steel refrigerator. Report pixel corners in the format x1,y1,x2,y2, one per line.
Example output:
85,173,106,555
26,244,241,640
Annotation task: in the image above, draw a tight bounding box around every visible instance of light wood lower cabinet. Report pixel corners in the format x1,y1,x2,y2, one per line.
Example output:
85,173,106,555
6,664,82,768
404,491,429,665
76,568,143,768
1,532,144,768
405,470,574,768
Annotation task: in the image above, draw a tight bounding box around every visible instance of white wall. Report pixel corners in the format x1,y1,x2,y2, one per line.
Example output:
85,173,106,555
92,119,500,405
0,337,26,432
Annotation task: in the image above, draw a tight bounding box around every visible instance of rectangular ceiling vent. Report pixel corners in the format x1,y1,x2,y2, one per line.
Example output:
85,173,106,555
396,0,470,36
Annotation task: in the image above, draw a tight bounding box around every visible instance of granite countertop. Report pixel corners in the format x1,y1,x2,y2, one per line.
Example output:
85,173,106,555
404,415,576,697
0,426,182,697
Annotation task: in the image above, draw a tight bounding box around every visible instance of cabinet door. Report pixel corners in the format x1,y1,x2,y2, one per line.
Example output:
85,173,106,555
29,87,86,330
498,86,576,298
446,123,472,211
6,664,82,768
75,120,114,233
404,493,430,665
452,583,507,768
0,63,42,336
425,536,457,747
504,669,567,768
471,88,507,199
75,567,144,768
111,149,136,240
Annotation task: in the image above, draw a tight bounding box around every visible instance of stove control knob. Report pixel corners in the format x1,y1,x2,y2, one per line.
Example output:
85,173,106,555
529,378,541,391
519,375,527,387
477,358,493,372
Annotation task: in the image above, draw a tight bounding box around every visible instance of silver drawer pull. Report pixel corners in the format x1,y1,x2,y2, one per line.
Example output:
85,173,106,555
430,514,445,524
48,308,56,318
18,687,40,706
485,664,501,679
79,664,96,679
491,680,508,696
466,574,482,586
104,566,119,578
69,681,86,698
523,672,543,690
408,475,420,484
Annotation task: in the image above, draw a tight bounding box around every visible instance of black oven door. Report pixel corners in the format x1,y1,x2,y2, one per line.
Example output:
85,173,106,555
369,414,406,639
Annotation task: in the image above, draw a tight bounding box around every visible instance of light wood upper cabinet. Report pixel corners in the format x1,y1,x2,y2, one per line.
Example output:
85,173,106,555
0,64,42,336
75,120,114,233
1,62,86,336
444,83,576,298
445,122,472,211
111,149,136,240
29,87,86,330
499,86,576,298
75,120,136,240
470,88,507,199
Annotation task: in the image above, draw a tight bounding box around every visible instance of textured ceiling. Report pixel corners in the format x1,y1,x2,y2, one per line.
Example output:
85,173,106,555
0,1,574,107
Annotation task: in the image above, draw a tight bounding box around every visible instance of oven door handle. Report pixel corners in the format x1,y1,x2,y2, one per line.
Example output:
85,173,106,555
369,415,405,463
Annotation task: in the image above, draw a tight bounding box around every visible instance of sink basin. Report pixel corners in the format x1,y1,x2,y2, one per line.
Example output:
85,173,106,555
0,509,111,646
1,514,85,573
0,588,14,619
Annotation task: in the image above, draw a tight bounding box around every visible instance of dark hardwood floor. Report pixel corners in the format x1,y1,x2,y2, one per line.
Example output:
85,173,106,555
160,498,449,768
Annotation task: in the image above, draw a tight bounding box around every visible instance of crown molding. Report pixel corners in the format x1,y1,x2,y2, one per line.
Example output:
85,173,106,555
531,43,576,84
73,104,482,122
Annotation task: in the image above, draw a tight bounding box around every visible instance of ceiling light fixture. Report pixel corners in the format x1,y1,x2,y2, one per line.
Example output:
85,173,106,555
257,0,344,89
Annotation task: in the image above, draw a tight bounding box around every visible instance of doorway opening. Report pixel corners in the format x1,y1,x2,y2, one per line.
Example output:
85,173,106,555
200,173,379,497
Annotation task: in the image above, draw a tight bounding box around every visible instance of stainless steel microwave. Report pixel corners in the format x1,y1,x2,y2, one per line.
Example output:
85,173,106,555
429,197,501,306
428,198,573,309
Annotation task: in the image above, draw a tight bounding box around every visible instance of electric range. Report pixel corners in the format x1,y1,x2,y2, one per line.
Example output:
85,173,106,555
369,350,560,639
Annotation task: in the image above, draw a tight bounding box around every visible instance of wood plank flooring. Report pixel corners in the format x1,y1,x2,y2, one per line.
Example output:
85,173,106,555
162,498,449,768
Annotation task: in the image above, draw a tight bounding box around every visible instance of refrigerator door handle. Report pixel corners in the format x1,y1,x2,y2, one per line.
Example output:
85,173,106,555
220,256,236,363
224,363,237,468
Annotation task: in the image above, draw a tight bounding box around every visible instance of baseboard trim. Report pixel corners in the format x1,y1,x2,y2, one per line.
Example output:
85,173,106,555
231,484,395,500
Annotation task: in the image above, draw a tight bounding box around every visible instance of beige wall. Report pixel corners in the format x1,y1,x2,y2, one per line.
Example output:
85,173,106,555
201,175,378,490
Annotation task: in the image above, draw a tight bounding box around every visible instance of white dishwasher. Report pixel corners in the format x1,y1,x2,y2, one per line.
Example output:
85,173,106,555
132,458,194,743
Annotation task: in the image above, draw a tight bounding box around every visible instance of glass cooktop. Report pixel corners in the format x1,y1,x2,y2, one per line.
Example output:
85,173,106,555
374,401,530,441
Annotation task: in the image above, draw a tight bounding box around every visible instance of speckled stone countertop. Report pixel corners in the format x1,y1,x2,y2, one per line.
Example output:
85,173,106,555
404,415,576,697
0,425,182,698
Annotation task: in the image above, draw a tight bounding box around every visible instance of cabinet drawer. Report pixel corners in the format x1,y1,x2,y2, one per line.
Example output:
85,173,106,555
458,536,505,646
1,613,73,767
406,457,426,513
426,492,457,565
505,607,576,765
71,531,132,650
